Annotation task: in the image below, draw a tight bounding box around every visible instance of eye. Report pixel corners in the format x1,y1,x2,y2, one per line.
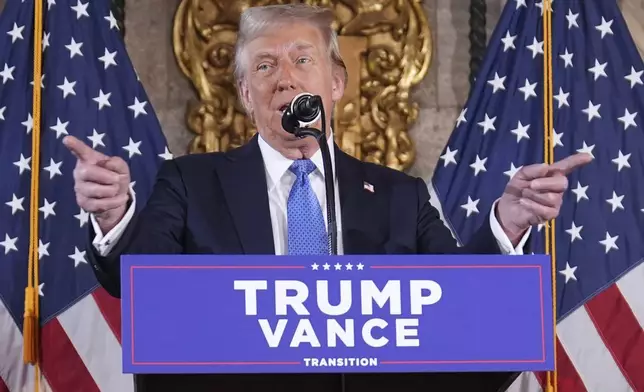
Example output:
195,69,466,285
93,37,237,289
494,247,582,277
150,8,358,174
296,56,311,64
256,63,271,72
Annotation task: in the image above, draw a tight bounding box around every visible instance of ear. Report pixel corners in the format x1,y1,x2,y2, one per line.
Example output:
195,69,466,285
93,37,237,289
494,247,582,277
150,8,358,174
330,67,345,102
238,79,253,114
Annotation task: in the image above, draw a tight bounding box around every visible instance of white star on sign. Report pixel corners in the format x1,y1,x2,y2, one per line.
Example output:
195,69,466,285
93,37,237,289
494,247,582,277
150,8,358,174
501,31,516,52
50,117,70,139
128,97,148,118
470,155,487,176
565,221,583,242
98,48,117,69
606,191,624,213
559,262,577,283
39,199,56,220
510,121,530,142
57,77,76,98
311,263,319,270
0,234,18,254
617,109,637,130
7,23,24,43
93,89,112,110
65,37,83,58
518,78,537,100
122,138,142,158
571,182,588,202
323,263,330,270
554,87,570,108
477,113,497,134
439,146,457,167
487,72,506,93
582,101,601,122
559,48,573,68
357,263,364,270
43,158,63,179
588,59,608,81
612,150,631,172
460,196,480,217
13,154,31,175
71,0,89,19
595,17,613,39
345,263,353,270
625,67,643,88
5,194,24,215
599,232,618,253
88,129,106,148
334,263,342,271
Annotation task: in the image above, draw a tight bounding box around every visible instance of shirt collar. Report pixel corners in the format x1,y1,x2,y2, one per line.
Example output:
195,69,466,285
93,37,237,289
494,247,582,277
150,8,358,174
258,130,336,191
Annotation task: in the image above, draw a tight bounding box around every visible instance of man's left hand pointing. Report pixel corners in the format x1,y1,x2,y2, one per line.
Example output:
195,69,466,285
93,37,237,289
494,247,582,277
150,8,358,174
496,152,593,244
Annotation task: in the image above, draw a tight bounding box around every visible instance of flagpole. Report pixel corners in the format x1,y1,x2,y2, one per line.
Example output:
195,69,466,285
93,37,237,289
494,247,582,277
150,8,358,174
542,0,557,391
24,0,44,391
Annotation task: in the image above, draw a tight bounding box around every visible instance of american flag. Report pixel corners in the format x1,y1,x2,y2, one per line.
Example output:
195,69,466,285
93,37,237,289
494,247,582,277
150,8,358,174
429,0,644,391
0,0,171,391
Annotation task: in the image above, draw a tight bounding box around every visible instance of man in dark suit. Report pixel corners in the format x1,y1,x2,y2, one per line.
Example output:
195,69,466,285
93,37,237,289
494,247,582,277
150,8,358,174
63,4,590,391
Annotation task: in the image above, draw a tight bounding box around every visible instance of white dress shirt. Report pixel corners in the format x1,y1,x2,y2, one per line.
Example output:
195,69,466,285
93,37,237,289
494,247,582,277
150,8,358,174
91,133,529,256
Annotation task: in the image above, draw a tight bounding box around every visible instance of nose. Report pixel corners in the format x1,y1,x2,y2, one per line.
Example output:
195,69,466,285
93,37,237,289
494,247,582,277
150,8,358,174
276,64,296,92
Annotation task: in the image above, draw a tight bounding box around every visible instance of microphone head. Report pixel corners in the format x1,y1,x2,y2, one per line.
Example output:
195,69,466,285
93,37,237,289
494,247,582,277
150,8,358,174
281,92,323,134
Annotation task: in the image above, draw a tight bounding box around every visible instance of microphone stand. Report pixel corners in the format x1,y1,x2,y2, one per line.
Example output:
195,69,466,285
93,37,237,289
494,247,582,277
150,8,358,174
292,103,338,256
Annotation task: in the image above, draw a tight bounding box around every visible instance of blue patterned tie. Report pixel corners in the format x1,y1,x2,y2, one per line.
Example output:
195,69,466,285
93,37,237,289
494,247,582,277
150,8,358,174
287,159,328,255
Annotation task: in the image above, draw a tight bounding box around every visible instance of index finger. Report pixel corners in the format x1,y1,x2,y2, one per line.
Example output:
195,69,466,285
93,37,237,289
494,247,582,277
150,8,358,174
549,152,593,175
63,135,107,163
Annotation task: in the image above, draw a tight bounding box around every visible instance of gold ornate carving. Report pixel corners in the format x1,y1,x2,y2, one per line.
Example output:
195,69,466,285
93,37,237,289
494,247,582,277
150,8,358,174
172,0,431,171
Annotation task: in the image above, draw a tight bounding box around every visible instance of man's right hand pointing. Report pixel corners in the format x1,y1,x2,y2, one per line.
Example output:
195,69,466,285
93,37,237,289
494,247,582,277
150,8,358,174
63,135,131,234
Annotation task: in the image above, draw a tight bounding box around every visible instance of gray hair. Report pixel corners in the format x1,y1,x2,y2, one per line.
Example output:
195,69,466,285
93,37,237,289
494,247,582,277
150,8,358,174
233,4,348,86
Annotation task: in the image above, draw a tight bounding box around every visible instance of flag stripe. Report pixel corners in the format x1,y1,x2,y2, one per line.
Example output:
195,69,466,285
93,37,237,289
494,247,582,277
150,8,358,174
91,287,122,343
558,304,633,392
57,295,134,392
40,320,100,392
585,285,644,390
0,377,8,392
0,301,52,392
506,372,544,392
553,338,587,392
617,262,644,329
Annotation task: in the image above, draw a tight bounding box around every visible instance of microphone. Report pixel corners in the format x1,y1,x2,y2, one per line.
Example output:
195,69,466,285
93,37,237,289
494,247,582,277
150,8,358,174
281,93,322,134
279,92,337,257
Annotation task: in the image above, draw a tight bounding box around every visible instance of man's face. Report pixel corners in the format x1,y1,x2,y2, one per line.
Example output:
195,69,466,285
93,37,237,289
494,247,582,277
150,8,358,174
239,22,345,160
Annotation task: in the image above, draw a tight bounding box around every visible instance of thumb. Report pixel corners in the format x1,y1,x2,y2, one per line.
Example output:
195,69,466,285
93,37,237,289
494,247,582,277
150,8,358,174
63,135,106,164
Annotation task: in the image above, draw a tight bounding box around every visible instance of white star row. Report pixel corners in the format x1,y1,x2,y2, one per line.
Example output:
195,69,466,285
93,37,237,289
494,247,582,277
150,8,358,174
0,233,88,266
311,262,365,271
3,182,141,220
512,2,614,37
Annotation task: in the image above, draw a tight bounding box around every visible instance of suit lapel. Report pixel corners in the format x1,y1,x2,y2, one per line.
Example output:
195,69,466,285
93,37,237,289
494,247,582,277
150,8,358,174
335,145,386,254
218,135,275,254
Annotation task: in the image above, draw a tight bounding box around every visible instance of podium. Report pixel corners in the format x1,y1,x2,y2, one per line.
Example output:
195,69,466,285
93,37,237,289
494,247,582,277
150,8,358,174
120,254,554,392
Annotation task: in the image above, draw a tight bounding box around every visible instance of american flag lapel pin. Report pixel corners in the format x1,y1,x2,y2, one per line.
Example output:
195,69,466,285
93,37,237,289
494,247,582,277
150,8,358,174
363,181,375,193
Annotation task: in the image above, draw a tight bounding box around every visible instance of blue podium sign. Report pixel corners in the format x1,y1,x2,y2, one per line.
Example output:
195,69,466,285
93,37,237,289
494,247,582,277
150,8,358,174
120,254,554,374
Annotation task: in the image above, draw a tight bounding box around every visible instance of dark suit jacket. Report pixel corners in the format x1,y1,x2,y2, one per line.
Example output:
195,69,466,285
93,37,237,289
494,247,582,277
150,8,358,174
88,135,518,392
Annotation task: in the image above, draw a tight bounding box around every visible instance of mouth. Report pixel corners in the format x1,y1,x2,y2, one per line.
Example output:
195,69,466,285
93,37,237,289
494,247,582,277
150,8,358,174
278,103,288,114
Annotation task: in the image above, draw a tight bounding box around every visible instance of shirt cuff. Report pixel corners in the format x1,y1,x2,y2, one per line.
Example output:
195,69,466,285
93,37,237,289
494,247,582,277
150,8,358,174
489,198,531,255
90,191,137,256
